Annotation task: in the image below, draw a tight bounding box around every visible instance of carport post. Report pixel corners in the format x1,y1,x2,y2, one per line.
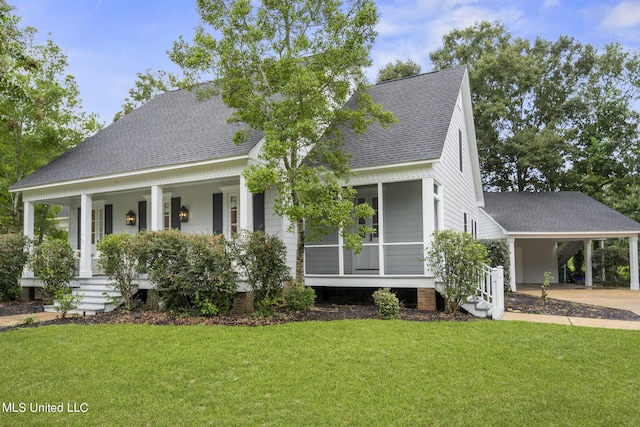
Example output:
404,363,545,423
630,235,639,290
584,239,592,287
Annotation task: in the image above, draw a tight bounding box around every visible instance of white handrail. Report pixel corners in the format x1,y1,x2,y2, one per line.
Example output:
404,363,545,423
476,265,505,320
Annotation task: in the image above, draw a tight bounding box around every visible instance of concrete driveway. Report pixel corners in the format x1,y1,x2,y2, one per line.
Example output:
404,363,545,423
516,284,640,316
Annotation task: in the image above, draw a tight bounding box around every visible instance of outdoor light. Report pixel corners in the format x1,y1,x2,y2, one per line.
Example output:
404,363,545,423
179,205,189,223
125,210,136,226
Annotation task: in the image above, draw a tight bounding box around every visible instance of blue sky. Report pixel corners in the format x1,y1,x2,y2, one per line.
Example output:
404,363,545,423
11,0,640,123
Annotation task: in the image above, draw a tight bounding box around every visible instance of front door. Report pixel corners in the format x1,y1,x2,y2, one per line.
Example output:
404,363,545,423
354,194,379,273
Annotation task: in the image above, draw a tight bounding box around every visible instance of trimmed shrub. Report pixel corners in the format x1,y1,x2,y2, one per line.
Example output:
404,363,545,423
29,238,76,298
426,230,489,315
97,232,145,310
0,234,30,301
140,230,237,314
285,284,316,311
479,238,511,289
231,231,290,314
372,288,400,319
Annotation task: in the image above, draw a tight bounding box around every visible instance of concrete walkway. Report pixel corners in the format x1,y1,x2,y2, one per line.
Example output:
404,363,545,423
0,311,60,328
502,284,640,330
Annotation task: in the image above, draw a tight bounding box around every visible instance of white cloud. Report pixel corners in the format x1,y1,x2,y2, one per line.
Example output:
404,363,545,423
541,0,561,10
600,1,640,30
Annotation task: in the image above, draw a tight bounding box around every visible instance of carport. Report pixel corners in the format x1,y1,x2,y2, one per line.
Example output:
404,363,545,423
479,192,640,291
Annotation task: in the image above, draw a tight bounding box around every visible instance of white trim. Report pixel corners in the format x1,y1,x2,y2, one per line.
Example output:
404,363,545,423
630,236,639,290
11,155,249,194
306,275,435,289
351,159,437,174
377,182,384,276
508,231,640,239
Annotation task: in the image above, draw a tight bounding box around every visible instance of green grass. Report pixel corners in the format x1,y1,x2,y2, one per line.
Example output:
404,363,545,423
1,320,640,426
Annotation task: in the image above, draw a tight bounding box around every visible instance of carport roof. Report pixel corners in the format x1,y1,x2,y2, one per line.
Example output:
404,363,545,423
482,192,640,233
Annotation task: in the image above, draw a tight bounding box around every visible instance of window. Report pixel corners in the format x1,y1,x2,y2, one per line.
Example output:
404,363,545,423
91,206,104,244
229,194,238,235
463,212,468,233
163,201,171,230
459,129,463,173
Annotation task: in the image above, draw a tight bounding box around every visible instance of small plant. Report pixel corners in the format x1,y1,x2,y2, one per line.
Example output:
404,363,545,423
253,296,281,318
372,288,401,320
21,315,37,325
285,284,316,310
54,289,82,319
196,298,219,317
541,272,553,301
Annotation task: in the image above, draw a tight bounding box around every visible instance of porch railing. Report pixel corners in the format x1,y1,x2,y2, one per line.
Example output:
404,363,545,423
476,265,505,320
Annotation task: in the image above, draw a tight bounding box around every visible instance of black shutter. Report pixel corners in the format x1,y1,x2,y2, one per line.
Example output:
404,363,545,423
253,192,265,231
105,204,113,235
138,201,147,231
77,207,81,249
171,197,181,230
212,193,223,234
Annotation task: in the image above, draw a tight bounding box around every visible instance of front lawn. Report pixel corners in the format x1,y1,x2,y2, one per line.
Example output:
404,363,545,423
1,321,639,426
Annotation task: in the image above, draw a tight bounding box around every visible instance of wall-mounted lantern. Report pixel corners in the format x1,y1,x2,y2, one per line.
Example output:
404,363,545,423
179,205,189,223
125,210,136,226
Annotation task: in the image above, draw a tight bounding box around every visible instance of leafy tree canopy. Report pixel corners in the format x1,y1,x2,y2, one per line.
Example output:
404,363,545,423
376,58,421,82
170,0,396,279
430,21,640,219
0,0,101,233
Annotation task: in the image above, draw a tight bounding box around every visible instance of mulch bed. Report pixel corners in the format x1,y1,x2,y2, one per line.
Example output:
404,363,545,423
1,292,639,331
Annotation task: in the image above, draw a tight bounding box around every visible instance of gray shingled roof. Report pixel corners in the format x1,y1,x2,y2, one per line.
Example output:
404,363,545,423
342,66,465,169
11,87,263,189
483,192,640,233
11,66,466,189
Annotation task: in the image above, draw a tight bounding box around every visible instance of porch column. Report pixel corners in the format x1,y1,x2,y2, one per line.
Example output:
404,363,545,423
79,194,93,278
150,185,163,231
23,201,35,278
377,182,385,275
584,239,593,287
239,174,251,231
630,235,639,290
508,237,516,291
422,177,435,275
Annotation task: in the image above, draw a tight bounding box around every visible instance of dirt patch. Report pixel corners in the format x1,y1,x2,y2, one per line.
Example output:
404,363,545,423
2,291,638,331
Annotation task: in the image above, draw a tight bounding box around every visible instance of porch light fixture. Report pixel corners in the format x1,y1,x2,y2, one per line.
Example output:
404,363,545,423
179,205,189,223
125,210,136,226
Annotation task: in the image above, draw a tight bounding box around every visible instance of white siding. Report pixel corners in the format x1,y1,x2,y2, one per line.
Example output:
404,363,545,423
432,91,479,234
477,209,506,239
264,187,296,275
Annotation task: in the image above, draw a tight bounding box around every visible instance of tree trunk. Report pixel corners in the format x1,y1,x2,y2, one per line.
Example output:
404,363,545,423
296,217,305,285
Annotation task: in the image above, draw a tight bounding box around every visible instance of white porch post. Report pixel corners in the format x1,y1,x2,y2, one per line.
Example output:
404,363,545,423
239,174,251,231
150,185,163,231
584,239,593,287
630,235,639,290
377,182,385,276
79,194,93,278
422,177,435,275
23,201,35,278
508,237,517,291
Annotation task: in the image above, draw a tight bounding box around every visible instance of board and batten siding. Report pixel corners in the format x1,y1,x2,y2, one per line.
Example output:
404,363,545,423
432,90,479,234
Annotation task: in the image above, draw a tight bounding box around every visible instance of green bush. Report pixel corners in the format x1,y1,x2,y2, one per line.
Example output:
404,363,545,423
29,238,76,298
285,284,316,310
97,233,145,310
479,238,511,289
140,230,237,314
372,288,401,319
426,230,489,315
0,234,30,301
54,288,82,319
231,231,290,313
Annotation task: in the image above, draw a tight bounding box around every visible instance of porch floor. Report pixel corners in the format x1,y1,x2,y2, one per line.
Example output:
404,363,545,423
515,283,640,316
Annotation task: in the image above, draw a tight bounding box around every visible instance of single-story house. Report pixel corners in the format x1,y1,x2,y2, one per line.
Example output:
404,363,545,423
9,65,640,315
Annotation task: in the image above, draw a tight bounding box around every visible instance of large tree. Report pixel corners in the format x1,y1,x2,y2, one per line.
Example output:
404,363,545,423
376,58,421,82
171,0,395,280
430,21,640,212
0,2,101,232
